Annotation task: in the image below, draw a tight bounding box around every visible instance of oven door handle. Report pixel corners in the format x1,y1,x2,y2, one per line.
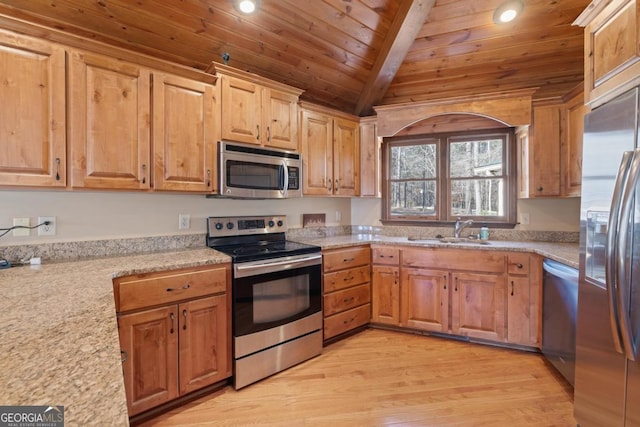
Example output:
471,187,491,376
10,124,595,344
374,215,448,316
234,253,321,278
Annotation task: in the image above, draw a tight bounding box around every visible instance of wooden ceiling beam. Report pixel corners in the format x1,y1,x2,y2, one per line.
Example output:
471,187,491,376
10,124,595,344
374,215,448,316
354,0,434,116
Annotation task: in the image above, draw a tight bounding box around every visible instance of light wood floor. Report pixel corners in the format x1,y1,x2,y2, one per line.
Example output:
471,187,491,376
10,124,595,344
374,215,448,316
141,329,576,427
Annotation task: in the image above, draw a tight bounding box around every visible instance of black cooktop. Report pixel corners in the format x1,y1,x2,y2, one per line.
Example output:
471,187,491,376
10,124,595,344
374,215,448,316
213,239,321,263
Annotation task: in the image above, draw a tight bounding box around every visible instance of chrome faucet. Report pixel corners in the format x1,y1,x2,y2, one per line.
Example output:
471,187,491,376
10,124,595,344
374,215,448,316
454,217,474,238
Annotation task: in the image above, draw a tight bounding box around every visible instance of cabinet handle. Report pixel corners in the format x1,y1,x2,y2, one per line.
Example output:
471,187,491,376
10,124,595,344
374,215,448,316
55,157,61,181
454,276,458,292
141,163,147,184
394,270,398,285
335,179,339,192
256,124,260,141
444,275,447,290
343,317,355,325
343,258,355,262
169,313,175,334
343,275,354,282
266,126,271,142
120,350,128,364
166,283,191,292
207,169,211,187
516,263,523,269
511,280,515,296
183,309,188,330
328,179,332,192
343,296,355,304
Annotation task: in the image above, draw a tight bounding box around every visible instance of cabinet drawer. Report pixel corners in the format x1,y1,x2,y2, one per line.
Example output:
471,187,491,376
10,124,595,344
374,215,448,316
323,246,371,273
372,246,400,265
324,303,370,340
507,253,530,275
324,265,370,293
115,265,229,312
402,247,505,273
323,283,371,316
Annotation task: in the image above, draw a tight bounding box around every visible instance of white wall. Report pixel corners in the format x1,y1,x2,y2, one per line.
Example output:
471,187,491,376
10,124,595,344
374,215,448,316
0,191,351,244
351,197,581,231
0,190,580,246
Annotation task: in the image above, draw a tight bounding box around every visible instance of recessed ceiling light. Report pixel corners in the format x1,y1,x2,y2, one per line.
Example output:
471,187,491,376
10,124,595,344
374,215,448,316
493,0,524,24
237,0,259,14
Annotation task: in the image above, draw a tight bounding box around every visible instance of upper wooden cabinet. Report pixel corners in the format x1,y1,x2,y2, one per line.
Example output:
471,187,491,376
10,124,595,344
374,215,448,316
359,116,381,198
0,30,66,187
300,103,360,196
68,50,151,190
153,72,219,192
563,88,586,197
577,0,640,107
518,92,584,199
219,73,300,151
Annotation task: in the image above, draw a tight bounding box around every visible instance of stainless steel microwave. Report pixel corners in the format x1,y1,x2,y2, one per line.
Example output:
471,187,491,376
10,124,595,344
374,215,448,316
216,141,302,198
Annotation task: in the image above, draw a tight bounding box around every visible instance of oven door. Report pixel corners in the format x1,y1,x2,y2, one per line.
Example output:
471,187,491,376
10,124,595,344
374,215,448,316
233,253,322,337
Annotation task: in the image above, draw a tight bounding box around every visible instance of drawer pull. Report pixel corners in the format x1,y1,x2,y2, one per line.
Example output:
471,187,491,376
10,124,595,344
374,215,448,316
343,296,355,304
343,317,355,325
166,283,191,292
183,309,188,330
511,281,515,296
169,313,175,334
343,258,355,262
343,275,355,282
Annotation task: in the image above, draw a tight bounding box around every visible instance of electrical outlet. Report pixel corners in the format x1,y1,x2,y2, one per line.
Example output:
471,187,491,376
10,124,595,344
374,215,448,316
13,218,30,236
38,216,56,236
335,211,341,221
520,213,530,225
179,214,191,230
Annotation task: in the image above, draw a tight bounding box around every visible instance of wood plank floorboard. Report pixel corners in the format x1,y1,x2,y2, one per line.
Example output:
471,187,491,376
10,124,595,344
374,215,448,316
140,329,575,427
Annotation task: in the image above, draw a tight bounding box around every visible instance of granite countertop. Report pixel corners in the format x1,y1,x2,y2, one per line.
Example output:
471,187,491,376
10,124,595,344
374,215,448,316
295,235,579,269
0,248,230,427
0,236,578,426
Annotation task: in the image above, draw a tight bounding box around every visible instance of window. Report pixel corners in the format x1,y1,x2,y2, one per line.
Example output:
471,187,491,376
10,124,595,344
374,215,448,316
382,128,516,226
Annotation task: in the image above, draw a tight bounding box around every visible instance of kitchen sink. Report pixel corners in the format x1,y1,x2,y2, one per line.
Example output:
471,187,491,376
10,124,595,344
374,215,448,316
407,236,490,245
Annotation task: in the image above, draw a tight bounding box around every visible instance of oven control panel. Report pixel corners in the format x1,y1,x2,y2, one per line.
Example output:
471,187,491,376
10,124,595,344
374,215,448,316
207,215,287,237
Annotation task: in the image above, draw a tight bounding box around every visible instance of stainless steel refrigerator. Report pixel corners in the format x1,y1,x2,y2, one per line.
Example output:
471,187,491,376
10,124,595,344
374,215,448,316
575,87,640,426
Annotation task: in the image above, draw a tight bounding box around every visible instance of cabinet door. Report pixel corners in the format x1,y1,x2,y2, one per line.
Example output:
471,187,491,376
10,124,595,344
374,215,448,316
401,267,449,333
179,295,230,395
68,51,150,189
333,117,360,196
371,265,400,325
118,306,178,416
564,91,585,197
221,75,261,144
507,276,532,345
530,105,562,197
262,88,298,150
451,272,506,341
359,118,380,197
0,31,65,187
301,109,333,195
153,72,217,192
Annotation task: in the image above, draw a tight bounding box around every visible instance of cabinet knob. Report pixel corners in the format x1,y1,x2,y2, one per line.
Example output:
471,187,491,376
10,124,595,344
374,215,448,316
537,186,543,192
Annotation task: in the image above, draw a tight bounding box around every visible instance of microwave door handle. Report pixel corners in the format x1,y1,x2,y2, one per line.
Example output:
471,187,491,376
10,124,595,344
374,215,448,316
607,150,634,354
281,160,289,197
615,148,640,361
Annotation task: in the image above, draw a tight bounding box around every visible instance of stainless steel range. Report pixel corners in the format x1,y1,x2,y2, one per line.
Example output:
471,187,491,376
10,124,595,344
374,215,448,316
206,215,323,389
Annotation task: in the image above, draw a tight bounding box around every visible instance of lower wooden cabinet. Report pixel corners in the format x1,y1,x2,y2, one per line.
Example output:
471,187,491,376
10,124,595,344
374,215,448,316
371,246,541,347
322,246,371,341
114,264,231,416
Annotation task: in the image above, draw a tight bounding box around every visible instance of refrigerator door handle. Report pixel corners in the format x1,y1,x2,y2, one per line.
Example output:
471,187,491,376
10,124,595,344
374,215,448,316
607,150,634,354
616,148,640,361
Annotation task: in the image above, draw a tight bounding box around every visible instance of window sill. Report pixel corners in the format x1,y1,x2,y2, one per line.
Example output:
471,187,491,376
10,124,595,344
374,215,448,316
380,219,518,229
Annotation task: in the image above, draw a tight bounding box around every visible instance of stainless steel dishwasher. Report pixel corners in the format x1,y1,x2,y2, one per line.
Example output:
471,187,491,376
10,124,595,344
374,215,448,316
542,259,579,386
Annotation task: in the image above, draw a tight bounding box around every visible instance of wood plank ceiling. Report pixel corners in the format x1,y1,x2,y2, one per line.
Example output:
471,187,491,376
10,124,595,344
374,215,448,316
0,0,590,116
